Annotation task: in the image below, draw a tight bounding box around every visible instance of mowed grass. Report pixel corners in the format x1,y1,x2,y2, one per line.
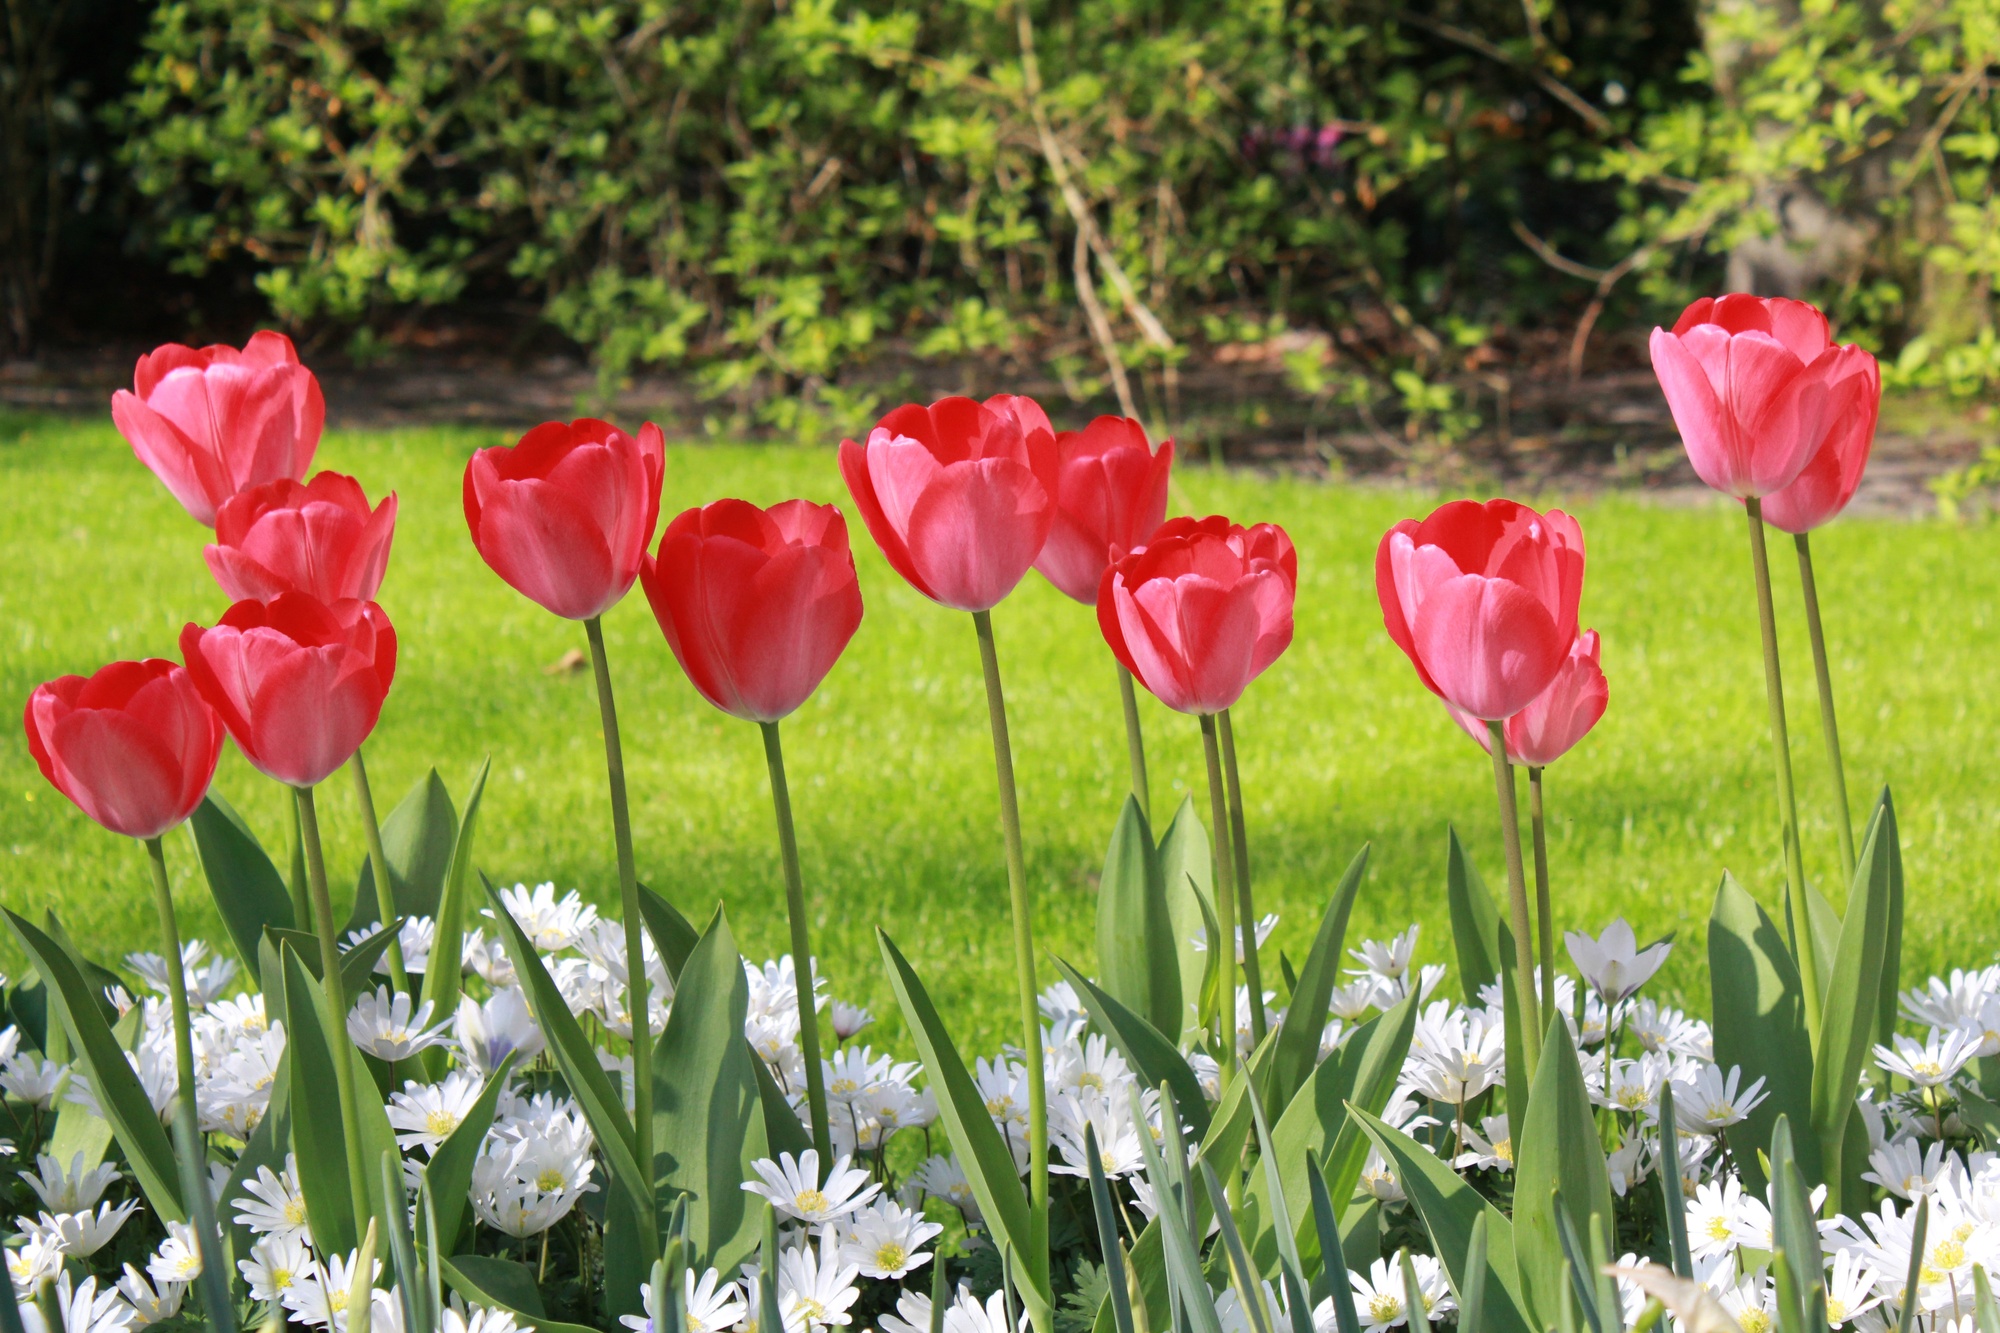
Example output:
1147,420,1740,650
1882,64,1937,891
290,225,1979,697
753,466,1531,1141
3,411,1997,1055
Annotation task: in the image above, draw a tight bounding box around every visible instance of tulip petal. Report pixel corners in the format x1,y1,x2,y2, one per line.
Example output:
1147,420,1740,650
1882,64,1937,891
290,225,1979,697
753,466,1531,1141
1409,573,1566,721
901,457,1052,612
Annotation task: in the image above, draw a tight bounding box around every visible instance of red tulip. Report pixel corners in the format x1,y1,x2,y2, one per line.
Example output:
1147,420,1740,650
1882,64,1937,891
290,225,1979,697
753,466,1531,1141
463,418,665,620
205,472,397,604
179,594,397,788
23,660,223,839
1649,294,1873,499
110,331,324,526
1761,346,1881,534
639,499,864,723
1033,416,1175,604
1096,516,1295,715
1449,630,1607,766
839,396,1059,612
1376,499,1585,722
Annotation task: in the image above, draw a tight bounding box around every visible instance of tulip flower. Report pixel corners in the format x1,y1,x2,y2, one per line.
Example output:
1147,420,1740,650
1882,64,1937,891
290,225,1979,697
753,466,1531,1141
110,331,324,525
1450,630,1607,768
462,417,665,621
639,497,864,1162
1761,344,1880,535
838,395,1059,612
178,593,397,790
205,471,398,604
23,659,222,840
640,499,863,724
1376,499,1584,722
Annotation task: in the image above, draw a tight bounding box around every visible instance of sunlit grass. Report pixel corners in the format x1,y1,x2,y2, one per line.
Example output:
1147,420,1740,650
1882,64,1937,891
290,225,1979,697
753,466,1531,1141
3,412,1996,1053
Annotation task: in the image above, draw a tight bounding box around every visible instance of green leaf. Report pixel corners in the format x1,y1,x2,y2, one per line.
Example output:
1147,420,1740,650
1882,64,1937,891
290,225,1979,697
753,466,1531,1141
421,1053,517,1256
1657,1081,1693,1279
1768,1116,1828,1333
878,929,1049,1330
421,758,489,1081
636,882,702,977
1812,794,1897,1207
442,1255,599,1333
220,1054,291,1269
1085,1123,1138,1333
1159,796,1217,1040
1247,1086,1317,1333
1445,827,1503,1004
1308,1149,1362,1324
1053,956,1209,1140
1096,796,1182,1039
1350,1107,1533,1333
5,909,182,1221
1972,1265,2000,1333
652,906,768,1274
347,768,459,934
1515,1016,1616,1329
187,793,295,967
282,945,358,1255
1709,873,1817,1192
1269,844,1369,1112
1876,790,1906,1055
1131,1087,1223,1333
264,923,400,997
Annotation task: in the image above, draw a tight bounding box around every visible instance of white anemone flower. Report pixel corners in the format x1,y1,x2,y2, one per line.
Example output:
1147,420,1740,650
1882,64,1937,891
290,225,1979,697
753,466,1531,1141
1334,1254,1453,1333
1865,1138,1953,1199
837,1198,944,1278
454,987,545,1076
6,1232,63,1298
743,1149,879,1224
1823,1251,1883,1328
114,1264,184,1328
33,1200,140,1257
145,1221,203,1286
909,1155,980,1220
620,1266,749,1333
232,1156,311,1243
1347,926,1419,981
238,1233,315,1304
1672,1064,1767,1135
776,1231,862,1332
1875,1028,1980,1088
387,1072,486,1155
830,1002,872,1040
2,1056,69,1109
1453,1114,1514,1172
23,1272,136,1333
281,1248,380,1330
346,986,452,1061
484,881,598,951
19,1152,118,1212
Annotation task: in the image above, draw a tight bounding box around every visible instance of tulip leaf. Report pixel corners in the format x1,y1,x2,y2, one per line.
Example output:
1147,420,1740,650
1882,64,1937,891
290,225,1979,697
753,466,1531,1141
263,922,402,1001
5,908,183,1222
346,768,458,935
1053,955,1210,1140
220,1050,291,1269
1096,796,1182,1038
1350,1106,1532,1333
1445,826,1504,1004
441,1256,598,1333
421,1052,517,1257
1514,1016,1615,1329
1159,796,1217,1040
420,757,489,1081
1812,793,1897,1208
1876,791,1906,1055
1709,873,1816,1193
879,929,1049,1331
187,792,295,970
1768,1116,1828,1333
1269,842,1370,1112
1132,1088,1224,1333
43,911,124,1023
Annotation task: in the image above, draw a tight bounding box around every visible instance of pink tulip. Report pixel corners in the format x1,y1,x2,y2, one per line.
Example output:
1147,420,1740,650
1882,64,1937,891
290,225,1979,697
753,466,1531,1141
205,472,397,603
1376,499,1585,722
839,396,1059,612
1034,416,1175,604
463,418,665,621
23,660,223,840
1649,294,1872,499
1761,346,1881,533
180,594,397,788
639,498,864,723
1449,630,1607,766
110,331,324,525
1097,516,1295,715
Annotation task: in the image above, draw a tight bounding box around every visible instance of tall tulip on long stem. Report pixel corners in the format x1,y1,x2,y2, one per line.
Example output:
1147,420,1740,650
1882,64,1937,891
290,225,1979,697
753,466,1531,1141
294,782,373,1230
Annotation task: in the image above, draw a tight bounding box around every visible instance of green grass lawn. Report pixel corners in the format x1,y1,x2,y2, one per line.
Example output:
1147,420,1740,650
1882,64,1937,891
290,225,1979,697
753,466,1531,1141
3,410,1996,1055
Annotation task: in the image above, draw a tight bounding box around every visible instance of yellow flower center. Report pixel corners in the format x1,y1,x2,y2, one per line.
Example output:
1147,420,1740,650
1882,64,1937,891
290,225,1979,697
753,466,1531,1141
795,1298,827,1325
874,1242,908,1271
1077,1071,1105,1092
283,1198,309,1226
795,1189,829,1215
1932,1239,1966,1271
1740,1309,1771,1333
1493,1139,1513,1164
1914,1060,1944,1080
830,1078,859,1096
427,1109,462,1137
1826,1300,1848,1325
1705,1216,1733,1242
271,1266,295,1290
1367,1295,1403,1324
537,1167,567,1192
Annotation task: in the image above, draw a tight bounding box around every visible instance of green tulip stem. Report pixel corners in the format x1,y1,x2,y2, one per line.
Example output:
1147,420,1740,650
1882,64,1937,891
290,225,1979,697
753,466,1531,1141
349,747,410,995
1217,709,1266,1045
970,609,1048,1286
287,798,311,940
1486,721,1542,1078
1528,765,1556,1019
1745,499,1822,1042
1795,531,1857,885
583,615,655,1204
293,784,376,1234
1198,714,1238,1066
1116,665,1151,821
144,835,232,1329
759,719,833,1175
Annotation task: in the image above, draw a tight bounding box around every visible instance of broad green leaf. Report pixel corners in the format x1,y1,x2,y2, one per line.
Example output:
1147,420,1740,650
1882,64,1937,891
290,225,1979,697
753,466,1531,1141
1498,942,1528,1138
6,909,182,1221
441,1256,598,1333
420,758,489,1081
347,768,459,934
1973,1266,2000,1333
1096,796,1181,1038
1269,844,1369,1112
1132,1087,1224,1333
1813,795,1896,1208
1085,1124,1138,1333
1308,1150,1362,1322
1768,1116,1828,1333
264,923,400,997
1803,882,1841,1012
1247,1088,1317,1333
1657,1081,1693,1279
1350,1107,1532,1333
1709,873,1817,1192
1445,827,1503,1004
1515,1017,1616,1329
421,1052,517,1256
43,912,123,1024
1160,796,1217,1040
187,793,295,967
1877,790,1906,1054
878,929,1049,1331
1053,956,1210,1139
380,1149,429,1333
282,945,358,1255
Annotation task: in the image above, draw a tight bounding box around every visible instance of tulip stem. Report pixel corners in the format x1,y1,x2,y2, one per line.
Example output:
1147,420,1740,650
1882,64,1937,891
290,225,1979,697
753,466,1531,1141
144,837,234,1330
1217,709,1265,1045
1486,721,1541,1079
970,610,1048,1293
760,720,833,1175
584,615,655,1208
287,797,311,941
1198,715,1238,1066
294,784,377,1239
350,747,411,995
1745,500,1822,1042
1116,666,1151,822
1528,766,1556,1019
1794,532,1857,886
